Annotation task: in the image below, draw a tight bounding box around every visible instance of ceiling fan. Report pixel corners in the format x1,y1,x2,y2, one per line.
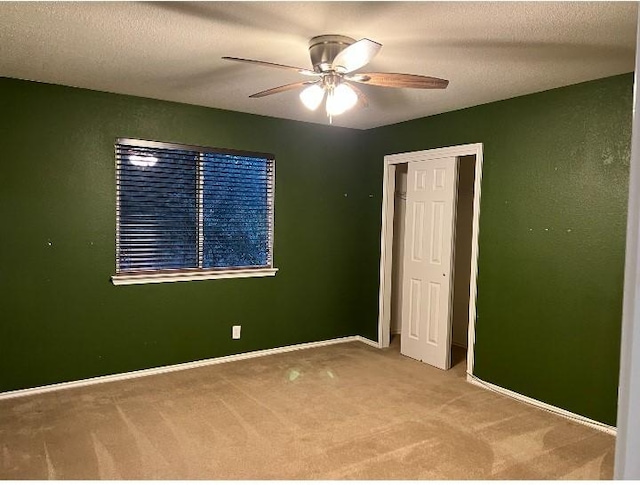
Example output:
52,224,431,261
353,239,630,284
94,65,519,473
223,35,449,122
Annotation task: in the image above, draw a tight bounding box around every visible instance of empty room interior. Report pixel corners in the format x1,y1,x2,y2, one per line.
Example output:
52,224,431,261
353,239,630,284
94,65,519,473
2,1,640,480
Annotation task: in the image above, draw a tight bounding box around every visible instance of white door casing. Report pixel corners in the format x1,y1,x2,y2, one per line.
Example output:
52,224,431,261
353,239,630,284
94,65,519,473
400,156,458,369
378,143,483,377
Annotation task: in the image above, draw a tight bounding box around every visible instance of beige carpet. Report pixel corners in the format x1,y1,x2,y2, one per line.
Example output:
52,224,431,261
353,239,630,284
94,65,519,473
0,339,614,479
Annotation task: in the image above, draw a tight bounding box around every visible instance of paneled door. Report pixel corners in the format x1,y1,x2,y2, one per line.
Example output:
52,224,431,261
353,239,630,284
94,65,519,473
400,156,458,369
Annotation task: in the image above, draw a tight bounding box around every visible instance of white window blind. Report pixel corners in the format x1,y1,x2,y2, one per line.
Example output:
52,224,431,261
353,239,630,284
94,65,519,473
113,138,276,284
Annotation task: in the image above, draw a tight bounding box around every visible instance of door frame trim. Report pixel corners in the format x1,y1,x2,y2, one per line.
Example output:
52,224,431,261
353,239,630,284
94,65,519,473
377,143,484,378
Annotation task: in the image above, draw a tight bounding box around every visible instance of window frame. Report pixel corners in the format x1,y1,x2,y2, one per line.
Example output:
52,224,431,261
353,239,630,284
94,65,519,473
111,138,278,286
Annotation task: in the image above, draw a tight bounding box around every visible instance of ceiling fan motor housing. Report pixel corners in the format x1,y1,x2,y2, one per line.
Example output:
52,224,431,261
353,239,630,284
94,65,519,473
308,35,355,72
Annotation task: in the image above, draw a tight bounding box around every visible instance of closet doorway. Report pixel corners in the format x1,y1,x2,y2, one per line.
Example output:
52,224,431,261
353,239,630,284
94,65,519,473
378,144,483,375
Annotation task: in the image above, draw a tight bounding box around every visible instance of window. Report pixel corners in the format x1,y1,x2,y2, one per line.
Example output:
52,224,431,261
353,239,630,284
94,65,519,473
111,138,277,285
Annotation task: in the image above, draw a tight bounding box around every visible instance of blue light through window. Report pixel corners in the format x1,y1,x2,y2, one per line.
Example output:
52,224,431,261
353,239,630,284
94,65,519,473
115,139,274,275
202,154,271,268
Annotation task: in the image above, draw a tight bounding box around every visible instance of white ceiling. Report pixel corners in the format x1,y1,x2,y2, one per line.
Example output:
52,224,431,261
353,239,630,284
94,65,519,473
0,1,637,129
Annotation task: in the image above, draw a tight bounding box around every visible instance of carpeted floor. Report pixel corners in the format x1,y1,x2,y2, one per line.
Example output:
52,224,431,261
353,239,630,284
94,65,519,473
0,339,614,479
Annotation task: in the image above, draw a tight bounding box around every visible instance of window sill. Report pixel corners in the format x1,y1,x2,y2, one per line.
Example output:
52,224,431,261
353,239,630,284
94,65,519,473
111,268,279,286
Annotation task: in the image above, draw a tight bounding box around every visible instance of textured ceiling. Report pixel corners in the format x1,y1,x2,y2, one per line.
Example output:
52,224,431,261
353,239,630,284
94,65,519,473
0,1,636,129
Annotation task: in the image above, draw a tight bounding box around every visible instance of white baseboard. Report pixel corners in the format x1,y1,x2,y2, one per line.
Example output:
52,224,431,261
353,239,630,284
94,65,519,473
354,336,381,348
4,338,612,437
466,374,616,436
0,335,378,402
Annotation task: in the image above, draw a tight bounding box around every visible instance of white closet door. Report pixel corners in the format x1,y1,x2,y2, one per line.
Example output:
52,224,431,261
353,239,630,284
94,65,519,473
400,156,458,369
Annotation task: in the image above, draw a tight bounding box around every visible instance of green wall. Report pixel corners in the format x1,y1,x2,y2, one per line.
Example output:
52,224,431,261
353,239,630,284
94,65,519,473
0,77,376,392
0,74,632,427
365,73,633,426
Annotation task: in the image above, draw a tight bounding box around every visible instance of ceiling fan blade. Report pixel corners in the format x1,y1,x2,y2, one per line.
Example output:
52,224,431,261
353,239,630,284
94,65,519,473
347,72,449,89
331,38,382,74
249,81,315,98
222,57,318,76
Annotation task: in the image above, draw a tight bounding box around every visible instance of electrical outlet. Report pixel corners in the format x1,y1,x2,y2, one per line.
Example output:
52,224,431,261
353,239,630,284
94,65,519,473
232,325,241,339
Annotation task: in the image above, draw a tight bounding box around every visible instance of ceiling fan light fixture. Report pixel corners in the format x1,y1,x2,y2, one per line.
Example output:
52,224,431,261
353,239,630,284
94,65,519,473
223,34,449,124
326,83,358,116
299,83,325,111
